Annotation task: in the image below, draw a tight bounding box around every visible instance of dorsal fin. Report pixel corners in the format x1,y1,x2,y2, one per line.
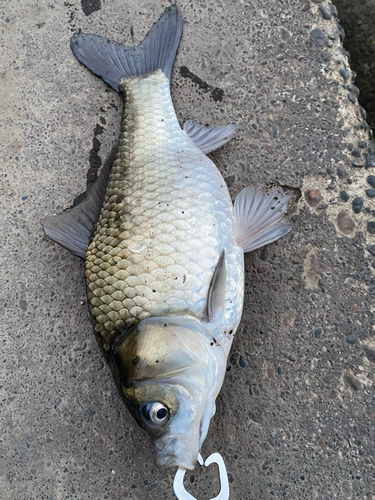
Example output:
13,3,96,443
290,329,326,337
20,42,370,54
183,121,235,154
206,250,226,322
41,146,117,258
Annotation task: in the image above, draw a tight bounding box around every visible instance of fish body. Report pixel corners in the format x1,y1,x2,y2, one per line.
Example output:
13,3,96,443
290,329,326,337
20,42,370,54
42,5,290,473
86,70,244,355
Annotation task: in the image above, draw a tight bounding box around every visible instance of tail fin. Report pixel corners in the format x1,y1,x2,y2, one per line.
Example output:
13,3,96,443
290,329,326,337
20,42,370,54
234,184,291,253
70,5,183,91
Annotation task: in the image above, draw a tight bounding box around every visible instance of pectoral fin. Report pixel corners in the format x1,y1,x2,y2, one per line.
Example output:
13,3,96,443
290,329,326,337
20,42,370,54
184,121,235,154
234,184,291,253
207,250,226,322
41,146,117,258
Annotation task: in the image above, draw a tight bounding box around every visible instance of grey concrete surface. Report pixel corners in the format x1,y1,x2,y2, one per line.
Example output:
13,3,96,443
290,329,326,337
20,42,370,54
1,1,375,499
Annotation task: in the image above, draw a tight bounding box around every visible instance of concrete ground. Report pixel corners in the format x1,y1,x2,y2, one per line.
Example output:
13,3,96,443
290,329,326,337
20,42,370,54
1,1,374,499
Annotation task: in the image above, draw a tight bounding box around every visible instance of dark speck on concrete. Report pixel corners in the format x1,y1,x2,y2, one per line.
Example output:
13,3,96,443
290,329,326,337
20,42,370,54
340,190,349,202
358,141,367,148
81,0,101,16
314,328,322,339
367,175,375,188
319,5,331,19
348,93,356,104
352,197,363,213
339,69,349,81
328,390,337,399
351,148,361,158
367,221,375,234
239,355,247,368
179,66,224,101
257,266,268,274
366,189,375,198
347,84,360,97
224,175,235,187
323,375,335,383
346,334,357,345
277,366,282,375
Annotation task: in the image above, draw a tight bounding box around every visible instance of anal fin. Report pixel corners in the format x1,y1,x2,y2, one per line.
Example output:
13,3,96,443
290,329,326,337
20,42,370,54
184,121,235,154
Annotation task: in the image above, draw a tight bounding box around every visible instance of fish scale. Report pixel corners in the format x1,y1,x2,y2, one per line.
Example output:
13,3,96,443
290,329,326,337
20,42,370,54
85,70,241,346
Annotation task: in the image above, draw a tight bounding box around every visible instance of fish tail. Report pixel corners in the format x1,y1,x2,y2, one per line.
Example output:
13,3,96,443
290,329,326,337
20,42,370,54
70,5,183,92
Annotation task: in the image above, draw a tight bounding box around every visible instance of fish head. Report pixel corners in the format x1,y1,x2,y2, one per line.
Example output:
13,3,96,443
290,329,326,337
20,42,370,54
108,315,226,469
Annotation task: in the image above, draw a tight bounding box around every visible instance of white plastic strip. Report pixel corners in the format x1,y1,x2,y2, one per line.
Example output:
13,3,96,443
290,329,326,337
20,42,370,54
173,452,230,500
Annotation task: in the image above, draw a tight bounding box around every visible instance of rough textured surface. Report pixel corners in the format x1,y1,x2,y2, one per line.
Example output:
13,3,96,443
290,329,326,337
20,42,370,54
1,1,375,499
335,0,375,131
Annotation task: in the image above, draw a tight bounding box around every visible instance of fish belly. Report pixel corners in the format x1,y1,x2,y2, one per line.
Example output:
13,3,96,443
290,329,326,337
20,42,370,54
85,70,243,346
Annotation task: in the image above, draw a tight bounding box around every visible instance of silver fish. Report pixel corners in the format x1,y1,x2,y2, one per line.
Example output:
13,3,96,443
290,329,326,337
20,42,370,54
42,4,290,479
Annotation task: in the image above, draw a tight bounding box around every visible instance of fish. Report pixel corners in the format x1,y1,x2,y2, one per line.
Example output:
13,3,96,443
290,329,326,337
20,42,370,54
42,3,290,479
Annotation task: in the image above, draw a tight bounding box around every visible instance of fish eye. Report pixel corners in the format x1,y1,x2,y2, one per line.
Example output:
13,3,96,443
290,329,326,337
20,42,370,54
141,402,170,427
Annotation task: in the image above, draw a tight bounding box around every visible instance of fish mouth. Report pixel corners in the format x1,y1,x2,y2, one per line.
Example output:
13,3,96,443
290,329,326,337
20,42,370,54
155,438,198,470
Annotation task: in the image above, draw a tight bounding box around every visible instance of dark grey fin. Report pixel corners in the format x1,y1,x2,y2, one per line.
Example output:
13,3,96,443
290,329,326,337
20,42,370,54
183,121,236,154
70,5,183,91
41,146,117,258
207,250,226,322
234,184,291,253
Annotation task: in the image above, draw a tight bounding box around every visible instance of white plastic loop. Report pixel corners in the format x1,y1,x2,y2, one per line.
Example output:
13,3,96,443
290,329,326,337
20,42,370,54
173,452,230,500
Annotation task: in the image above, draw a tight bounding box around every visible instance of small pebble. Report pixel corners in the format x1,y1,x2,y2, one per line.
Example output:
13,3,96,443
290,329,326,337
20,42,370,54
330,4,338,16
347,84,360,97
348,93,356,104
239,355,247,368
352,197,363,213
358,141,367,148
304,188,322,207
343,370,361,391
314,328,322,339
340,191,349,202
346,334,357,345
359,106,367,120
366,189,375,198
339,68,349,81
337,24,345,41
365,153,375,169
352,158,364,168
337,211,355,234
366,245,375,256
351,148,361,158
257,266,268,274
323,375,335,383
337,166,349,179
259,247,270,261
319,5,331,19
277,366,282,375
364,346,375,362
310,28,325,45
328,390,337,399
367,221,375,234
367,175,375,188
225,175,235,187
230,352,239,365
